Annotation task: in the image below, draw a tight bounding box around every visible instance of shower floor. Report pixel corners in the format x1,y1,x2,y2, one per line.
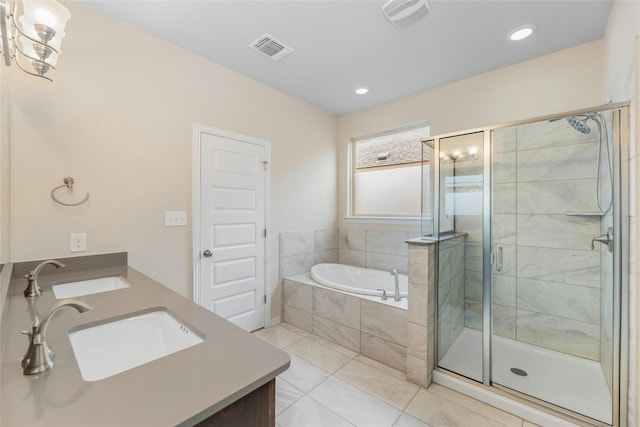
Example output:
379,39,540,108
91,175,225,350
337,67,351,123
438,327,612,424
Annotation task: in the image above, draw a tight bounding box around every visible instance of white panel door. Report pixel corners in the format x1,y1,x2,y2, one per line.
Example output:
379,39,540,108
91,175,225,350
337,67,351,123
198,131,266,331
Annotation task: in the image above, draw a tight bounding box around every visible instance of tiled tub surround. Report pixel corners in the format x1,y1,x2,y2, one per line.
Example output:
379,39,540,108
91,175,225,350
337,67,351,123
337,228,418,274
282,236,438,389
279,228,418,286
279,229,338,281
279,227,417,334
283,274,409,372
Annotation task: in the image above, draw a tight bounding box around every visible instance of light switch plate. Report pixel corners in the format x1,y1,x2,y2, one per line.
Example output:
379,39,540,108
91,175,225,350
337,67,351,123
165,211,187,227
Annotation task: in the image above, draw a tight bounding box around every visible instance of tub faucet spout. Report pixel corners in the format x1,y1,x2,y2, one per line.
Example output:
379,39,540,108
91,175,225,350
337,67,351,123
390,269,400,301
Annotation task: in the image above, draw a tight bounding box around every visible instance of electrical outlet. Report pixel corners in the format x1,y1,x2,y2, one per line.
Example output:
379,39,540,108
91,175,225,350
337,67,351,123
165,211,187,227
70,233,87,252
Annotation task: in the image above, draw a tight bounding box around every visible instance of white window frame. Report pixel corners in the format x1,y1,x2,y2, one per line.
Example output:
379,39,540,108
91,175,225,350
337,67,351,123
345,121,430,224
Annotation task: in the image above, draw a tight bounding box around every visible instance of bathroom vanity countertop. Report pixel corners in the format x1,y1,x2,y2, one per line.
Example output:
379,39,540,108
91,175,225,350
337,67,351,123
0,264,290,426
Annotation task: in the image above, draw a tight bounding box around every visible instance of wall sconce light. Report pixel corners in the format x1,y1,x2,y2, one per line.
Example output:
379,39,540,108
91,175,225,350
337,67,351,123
440,146,481,163
1,0,71,81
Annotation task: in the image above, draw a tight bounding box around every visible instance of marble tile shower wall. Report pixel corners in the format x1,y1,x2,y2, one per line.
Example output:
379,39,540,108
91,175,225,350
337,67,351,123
601,213,614,392
437,236,466,361
439,144,499,339
486,122,603,361
338,228,417,274
461,132,518,339
597,112,616,392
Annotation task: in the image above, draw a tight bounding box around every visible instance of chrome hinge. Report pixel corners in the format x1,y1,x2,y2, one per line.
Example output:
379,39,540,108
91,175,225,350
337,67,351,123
264,294,267,304
262,160,268,171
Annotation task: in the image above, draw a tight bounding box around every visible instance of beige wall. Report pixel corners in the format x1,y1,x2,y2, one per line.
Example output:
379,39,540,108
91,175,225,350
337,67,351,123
337,40,604,231
7,2,337,320
0,68,9,264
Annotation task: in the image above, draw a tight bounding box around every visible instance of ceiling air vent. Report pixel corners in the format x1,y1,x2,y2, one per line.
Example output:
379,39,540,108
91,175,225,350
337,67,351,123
249,33,294,61
383,0,430,27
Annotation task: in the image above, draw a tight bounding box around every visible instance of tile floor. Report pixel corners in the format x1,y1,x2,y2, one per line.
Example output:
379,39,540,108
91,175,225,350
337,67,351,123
253,322,539,427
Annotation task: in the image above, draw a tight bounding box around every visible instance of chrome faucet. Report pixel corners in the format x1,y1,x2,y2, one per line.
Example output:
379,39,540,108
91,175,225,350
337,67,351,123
390,269,401,301
24,260,66,298
21,299,92,375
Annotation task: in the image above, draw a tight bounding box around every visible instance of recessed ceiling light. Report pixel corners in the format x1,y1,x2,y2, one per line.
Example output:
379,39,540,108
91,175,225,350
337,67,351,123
507,25,537,41
355,87,369,95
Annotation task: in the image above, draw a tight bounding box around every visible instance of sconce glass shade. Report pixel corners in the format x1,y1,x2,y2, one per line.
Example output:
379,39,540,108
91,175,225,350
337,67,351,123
17,34,59,65
21,0,70,36
18,16,65,50
9,0,71,80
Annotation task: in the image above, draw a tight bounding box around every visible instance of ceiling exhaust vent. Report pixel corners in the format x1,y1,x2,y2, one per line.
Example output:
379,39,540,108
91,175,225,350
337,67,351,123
383,0,430,26
249,34,294,61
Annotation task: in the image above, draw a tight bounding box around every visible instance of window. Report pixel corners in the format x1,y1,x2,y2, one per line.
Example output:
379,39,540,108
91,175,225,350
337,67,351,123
350,123,430,218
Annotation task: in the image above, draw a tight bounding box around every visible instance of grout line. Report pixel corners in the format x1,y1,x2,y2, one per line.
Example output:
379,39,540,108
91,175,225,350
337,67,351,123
304,393,357,427
274,377,305,416
401,387,422,412
300,329,424,416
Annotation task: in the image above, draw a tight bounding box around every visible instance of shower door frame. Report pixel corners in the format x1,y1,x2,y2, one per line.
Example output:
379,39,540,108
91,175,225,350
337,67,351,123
428,102,629,426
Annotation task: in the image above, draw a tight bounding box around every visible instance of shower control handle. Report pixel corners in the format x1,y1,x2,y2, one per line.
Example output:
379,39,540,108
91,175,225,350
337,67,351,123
203,249,212,258
591,227,614,253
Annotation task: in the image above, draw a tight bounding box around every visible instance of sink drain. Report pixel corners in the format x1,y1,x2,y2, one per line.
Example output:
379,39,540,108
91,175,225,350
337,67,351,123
510,367,528,377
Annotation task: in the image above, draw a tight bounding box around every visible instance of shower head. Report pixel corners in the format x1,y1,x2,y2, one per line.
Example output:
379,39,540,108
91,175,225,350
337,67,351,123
566,115,591,134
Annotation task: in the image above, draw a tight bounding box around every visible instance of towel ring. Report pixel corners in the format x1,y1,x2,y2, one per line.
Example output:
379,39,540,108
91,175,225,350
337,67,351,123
50,177,90,207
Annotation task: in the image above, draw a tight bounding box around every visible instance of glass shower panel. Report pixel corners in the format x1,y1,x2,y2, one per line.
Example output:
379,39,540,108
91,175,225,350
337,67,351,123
436,131,484,382
490,112,615,424
421,139,434,237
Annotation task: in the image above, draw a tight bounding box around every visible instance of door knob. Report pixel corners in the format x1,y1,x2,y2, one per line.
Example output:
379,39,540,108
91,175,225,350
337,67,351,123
203,249,212,257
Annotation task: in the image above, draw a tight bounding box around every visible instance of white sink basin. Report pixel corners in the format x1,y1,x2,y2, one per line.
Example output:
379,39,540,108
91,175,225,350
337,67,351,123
53,276,130,299
69,309,204,381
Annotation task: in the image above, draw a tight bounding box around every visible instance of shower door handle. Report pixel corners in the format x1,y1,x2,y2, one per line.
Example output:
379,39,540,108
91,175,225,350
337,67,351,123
495,245,503,272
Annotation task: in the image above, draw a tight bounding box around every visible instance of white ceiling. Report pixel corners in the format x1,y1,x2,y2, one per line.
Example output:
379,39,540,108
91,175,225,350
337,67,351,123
80,0,613,115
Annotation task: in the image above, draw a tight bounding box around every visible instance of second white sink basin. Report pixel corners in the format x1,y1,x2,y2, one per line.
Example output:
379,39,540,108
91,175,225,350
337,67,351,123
53,276,130,299
69,308,204,381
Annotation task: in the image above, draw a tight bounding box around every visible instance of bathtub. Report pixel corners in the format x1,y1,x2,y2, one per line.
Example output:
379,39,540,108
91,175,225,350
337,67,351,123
284,264,409,371
310,263,409,298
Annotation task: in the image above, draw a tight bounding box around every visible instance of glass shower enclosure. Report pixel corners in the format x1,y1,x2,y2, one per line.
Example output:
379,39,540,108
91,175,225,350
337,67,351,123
422,105,628,426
